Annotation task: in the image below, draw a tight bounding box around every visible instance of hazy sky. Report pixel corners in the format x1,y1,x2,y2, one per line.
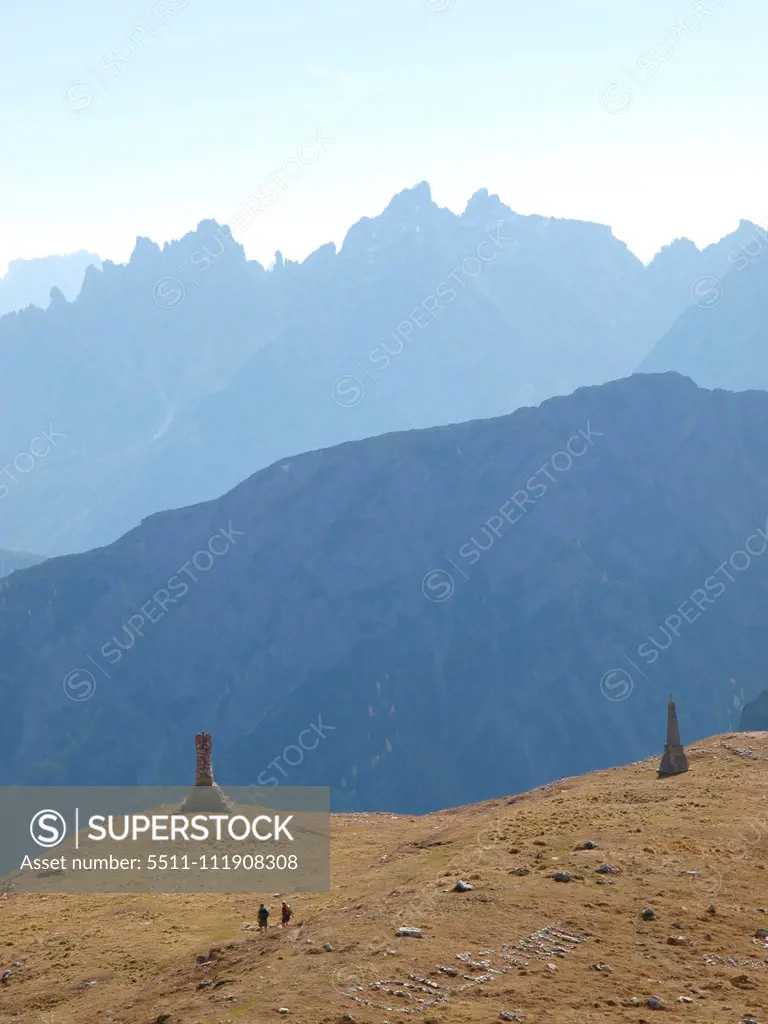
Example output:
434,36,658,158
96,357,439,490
1,0,766,273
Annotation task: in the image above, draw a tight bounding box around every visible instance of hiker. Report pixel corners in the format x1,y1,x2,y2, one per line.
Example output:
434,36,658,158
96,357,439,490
281,900,292,927
257,903,269,932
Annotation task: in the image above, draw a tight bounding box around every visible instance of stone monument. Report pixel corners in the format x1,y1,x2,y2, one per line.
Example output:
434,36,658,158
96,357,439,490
658,695,689,777
179,732,235,812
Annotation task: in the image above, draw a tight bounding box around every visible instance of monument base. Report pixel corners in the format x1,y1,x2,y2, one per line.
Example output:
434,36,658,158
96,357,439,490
658,744,689,777
178,783,235,813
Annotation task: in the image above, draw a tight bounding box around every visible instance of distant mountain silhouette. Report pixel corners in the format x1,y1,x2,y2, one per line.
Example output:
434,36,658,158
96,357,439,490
637,220,768,390
1,373,767,811
0,549,45,578
0,186,758,556
0,251,102,317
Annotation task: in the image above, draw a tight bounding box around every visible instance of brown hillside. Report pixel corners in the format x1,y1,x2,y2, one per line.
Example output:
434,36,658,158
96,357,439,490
2,733,768,1024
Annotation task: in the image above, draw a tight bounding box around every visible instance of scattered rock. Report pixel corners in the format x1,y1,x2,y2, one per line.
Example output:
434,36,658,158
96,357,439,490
647,995,665,1009
755,928,768,939
707,904,716,915
0,970,11,984
678,996,693,1003
730,974,757,989
323,943,334,951
589,962,612,972
395,927,422,938
278,1009,290,1014
641,908,656,921
453,880,473,892
583,840,597,849
196,981,212,990
437,966,459,976
667,935,689,946
596,864,618,874
510,867,530,876
552,871,572,883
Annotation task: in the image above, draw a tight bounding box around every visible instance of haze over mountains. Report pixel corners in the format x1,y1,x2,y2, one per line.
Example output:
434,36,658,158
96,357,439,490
0,184,764,557
638,220,768,391
0,251,101,317
1,372,766,812
0,549,45,578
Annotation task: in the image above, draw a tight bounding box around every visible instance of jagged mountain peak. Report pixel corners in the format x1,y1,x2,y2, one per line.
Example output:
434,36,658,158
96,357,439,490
384,180,433,212
129,235,162,265
463,187,513,222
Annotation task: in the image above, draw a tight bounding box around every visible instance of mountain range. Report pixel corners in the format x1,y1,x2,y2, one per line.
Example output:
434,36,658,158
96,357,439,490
0,251,101,318
1,184,763,557
1,372,766,812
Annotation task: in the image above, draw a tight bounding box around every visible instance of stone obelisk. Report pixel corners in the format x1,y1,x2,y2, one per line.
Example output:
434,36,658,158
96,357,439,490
179,732,235,812
195,732,214,787
658,695,689,777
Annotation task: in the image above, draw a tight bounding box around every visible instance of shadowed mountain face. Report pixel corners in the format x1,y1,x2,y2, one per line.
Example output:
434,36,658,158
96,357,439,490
739,690,768,731
1,373,767,812
637,220,768,390
0,251,102,317
0,185,751,557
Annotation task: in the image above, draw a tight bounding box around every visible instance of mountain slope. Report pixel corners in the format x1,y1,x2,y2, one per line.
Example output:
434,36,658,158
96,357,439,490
0,221,282,556
2,732,767,1024
0,186,749,556
1,373,767,810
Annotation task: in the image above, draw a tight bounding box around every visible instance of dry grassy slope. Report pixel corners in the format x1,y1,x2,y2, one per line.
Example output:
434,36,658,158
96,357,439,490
3,732,768,1024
